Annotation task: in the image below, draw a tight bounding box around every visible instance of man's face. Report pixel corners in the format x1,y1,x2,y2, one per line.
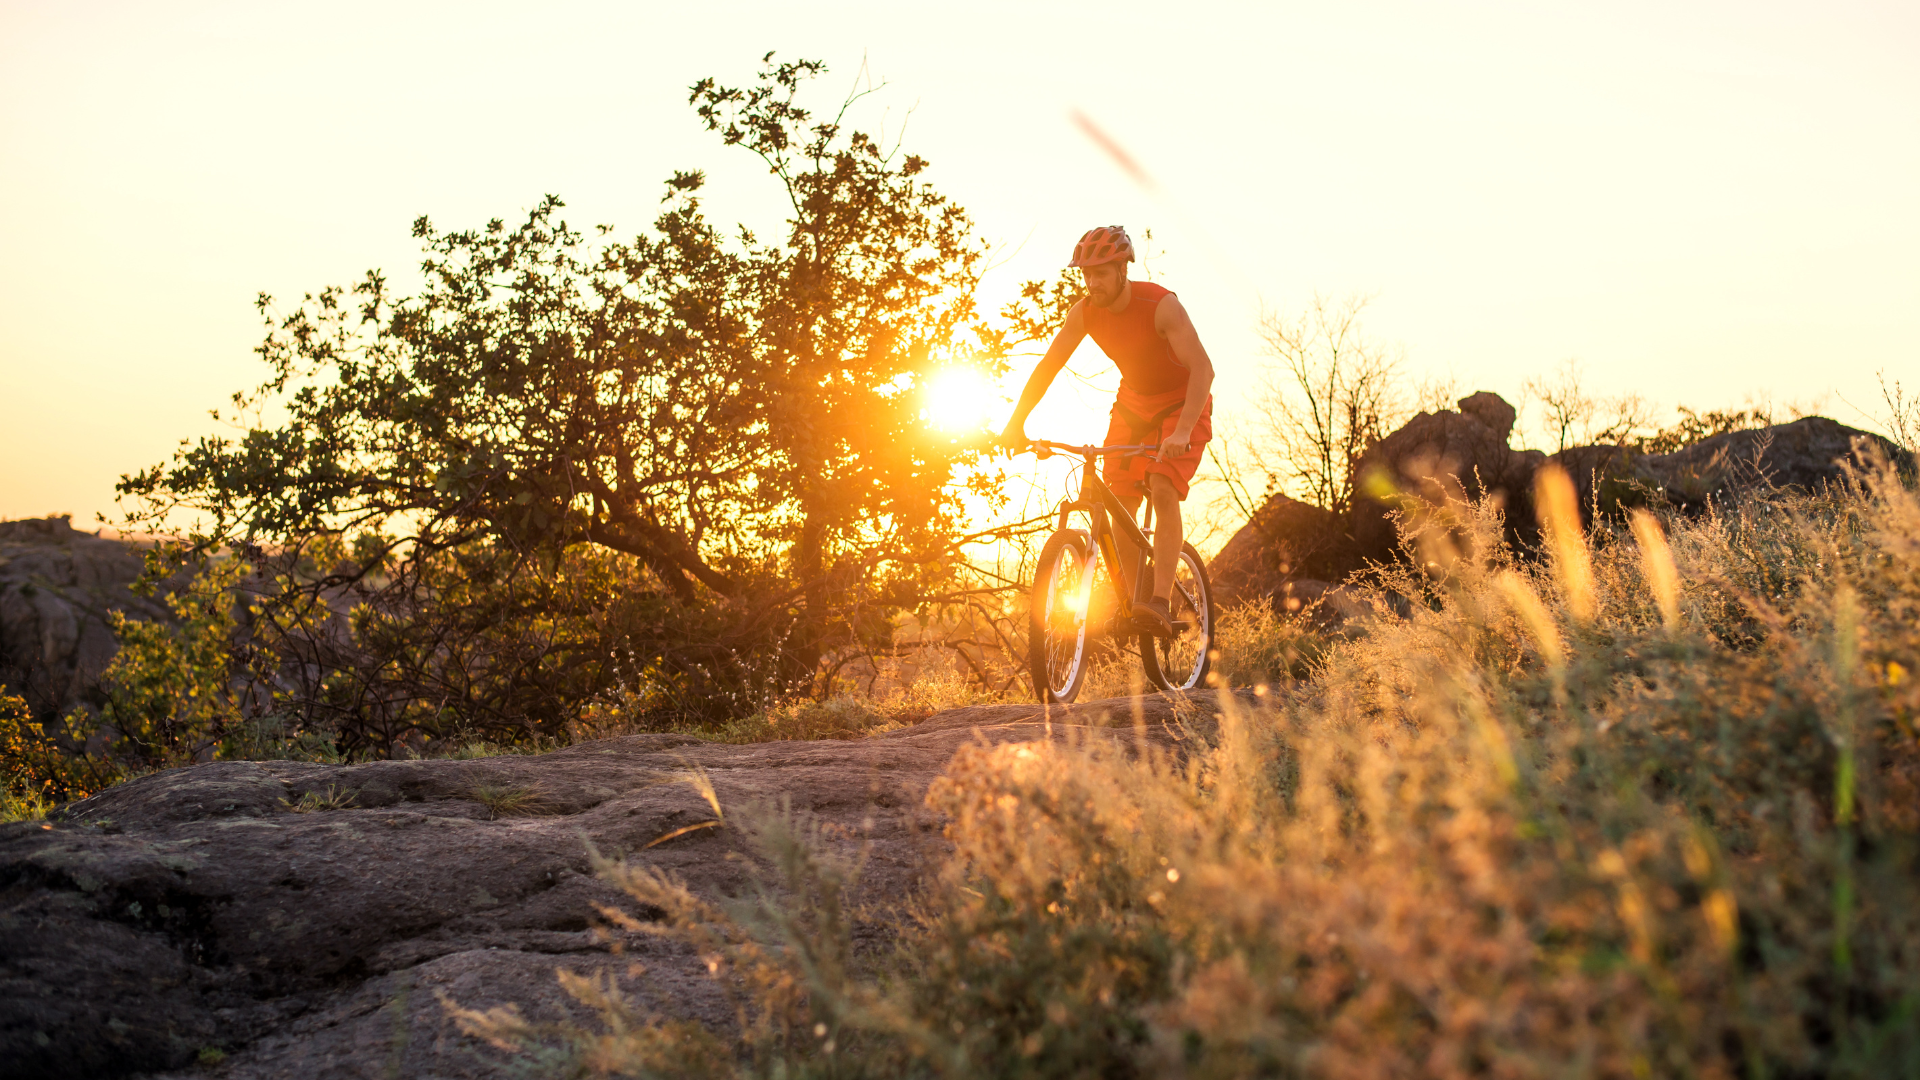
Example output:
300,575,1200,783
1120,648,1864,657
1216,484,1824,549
1080,261,1128,307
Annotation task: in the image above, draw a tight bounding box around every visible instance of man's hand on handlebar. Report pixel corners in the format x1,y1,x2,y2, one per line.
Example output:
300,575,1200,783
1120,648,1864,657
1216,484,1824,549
1157,431,1193,462
996,420,1029,454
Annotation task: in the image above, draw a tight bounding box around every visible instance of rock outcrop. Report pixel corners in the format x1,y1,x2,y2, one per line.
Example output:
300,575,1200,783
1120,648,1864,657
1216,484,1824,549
0,518,162,722
1348,393,1547,566
1635,416,1897,508
1208,493,1360,611
0,692,1243,1080
1548,416,1909,528
1211,395,1909,610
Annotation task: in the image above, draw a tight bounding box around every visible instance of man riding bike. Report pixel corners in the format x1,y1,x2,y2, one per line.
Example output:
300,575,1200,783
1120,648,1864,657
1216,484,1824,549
999,225,1217,637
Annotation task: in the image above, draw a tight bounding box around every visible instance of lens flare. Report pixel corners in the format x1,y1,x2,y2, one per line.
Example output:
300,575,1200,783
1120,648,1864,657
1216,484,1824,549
921,367,1002,434
1066,576,1092,616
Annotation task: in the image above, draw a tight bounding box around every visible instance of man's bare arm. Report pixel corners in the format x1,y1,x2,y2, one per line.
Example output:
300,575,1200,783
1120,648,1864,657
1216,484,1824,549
1155,295,1216,459
998,300,1088,446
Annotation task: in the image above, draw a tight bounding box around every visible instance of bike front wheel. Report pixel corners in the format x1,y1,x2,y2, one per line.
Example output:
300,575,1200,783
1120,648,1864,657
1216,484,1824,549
1028,530,1095,704
1139,541,1214,693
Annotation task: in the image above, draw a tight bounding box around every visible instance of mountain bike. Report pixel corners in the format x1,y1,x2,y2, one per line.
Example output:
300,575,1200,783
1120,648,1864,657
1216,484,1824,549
1022,439,1214,703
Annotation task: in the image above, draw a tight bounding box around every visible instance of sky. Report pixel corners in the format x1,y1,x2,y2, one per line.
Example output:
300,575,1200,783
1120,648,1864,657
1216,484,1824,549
3,0,1916,531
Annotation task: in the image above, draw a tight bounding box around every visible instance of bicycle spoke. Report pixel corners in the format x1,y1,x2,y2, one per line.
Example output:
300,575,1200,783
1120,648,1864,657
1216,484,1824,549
1147,548,1211,691
1173,580,1199,617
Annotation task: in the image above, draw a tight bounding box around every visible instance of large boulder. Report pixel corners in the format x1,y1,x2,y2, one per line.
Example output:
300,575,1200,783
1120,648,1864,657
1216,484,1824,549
1208,393,1908,603
1635,416,1907,509
0,518,163,723
0,692,1246,1079
1208,391,1539,607
1209,492,1361,609
1349,392,1546,565
1550,417,1910,525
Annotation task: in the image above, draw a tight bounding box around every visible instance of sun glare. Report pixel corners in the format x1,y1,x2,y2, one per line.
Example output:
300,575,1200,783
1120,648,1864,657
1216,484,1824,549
921,367,1003,434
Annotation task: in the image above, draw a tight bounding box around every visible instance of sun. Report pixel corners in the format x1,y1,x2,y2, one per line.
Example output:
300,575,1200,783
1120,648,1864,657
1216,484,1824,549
921,367,1003,434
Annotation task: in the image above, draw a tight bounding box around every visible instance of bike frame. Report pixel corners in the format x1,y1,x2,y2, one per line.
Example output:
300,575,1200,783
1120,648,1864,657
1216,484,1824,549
1032,440,1161,625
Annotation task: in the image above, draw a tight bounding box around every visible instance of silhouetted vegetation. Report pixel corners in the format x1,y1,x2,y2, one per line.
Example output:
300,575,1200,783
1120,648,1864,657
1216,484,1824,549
95,56,1039,758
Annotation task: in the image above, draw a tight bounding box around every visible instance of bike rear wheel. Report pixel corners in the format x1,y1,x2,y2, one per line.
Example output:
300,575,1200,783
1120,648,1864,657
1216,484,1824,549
1029,530,1095,704
1139,541,1214,692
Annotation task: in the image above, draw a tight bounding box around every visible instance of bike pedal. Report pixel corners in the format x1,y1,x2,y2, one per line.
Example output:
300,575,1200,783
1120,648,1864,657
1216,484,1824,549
1132,615,1177,638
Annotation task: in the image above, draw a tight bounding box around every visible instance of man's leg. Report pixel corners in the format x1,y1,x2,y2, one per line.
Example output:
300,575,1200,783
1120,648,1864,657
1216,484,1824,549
1113,475,1184,635
1113,476,1182,600
1148,473,1182,601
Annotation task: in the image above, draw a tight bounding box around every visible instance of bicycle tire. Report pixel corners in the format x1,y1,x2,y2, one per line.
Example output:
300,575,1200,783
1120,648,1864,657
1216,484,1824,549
1138,541,1215,693
1029,530,1095,704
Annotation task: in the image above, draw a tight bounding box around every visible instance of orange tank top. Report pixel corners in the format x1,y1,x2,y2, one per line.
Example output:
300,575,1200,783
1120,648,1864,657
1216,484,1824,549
1083,280,1189,395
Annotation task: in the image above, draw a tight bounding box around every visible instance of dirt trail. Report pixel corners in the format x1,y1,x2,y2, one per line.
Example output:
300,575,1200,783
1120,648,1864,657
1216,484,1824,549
1,691,1240,1079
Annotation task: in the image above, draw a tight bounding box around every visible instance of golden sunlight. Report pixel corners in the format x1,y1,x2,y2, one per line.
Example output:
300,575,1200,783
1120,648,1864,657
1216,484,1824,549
921,367,1003,434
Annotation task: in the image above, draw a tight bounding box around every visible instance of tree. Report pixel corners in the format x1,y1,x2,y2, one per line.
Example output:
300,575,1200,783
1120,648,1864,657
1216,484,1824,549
1520,358,1659,451
1250,294,1402,516
1635,405,1774,455
116,56,1004,748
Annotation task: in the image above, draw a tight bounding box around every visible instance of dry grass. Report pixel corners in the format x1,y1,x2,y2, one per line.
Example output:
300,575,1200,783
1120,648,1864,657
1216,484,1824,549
453,453,1920,1078
279,783,358,813
464,780,549,820
0,785,50,823
699,668,1015,744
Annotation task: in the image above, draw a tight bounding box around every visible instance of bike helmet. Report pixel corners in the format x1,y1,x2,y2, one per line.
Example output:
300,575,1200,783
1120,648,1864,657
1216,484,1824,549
1069,225,1134,267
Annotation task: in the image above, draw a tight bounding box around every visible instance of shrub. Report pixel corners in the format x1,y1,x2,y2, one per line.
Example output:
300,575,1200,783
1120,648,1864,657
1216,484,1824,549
0,557,264,804
1204,600,1333,688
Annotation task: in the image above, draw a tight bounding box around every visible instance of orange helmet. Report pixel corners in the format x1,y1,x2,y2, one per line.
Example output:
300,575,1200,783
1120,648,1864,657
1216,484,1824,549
1069,225,1133,267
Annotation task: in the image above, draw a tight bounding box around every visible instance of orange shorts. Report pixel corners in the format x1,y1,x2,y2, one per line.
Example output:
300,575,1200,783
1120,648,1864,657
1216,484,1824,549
1100,385,1213,500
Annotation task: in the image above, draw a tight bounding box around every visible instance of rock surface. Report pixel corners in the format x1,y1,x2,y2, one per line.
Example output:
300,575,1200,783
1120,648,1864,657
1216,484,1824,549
0,691,1241,1080
0,517,162,723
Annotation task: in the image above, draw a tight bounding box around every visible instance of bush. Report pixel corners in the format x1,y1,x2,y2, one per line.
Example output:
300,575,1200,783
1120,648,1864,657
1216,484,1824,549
0,557,265,804
0,686,121,809
456,453,1920,1078
0,688,51,822
1205,600,1334,688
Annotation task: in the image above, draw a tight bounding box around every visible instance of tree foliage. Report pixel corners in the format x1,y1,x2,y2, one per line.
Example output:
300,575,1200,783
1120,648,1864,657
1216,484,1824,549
116,56,1009,747
1635,404,1775,455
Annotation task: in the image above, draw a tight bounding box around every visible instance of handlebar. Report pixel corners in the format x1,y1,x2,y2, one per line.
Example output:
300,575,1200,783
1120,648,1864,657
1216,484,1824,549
1024,439,1159,460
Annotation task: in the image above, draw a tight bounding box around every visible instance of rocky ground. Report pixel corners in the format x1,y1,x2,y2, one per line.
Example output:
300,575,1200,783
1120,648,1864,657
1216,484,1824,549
1,691,1237,1080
